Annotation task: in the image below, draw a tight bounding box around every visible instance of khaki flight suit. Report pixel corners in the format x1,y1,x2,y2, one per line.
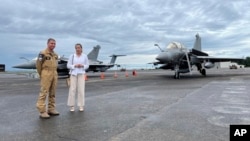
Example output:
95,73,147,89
36,48,58,113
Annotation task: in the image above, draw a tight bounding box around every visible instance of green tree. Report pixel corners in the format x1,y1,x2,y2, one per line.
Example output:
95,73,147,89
244,57,250,67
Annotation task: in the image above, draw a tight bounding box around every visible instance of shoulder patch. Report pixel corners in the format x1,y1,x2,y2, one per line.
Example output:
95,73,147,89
38,54,44,61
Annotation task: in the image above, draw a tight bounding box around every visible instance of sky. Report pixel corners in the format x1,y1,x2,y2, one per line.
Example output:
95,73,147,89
0,0,249,71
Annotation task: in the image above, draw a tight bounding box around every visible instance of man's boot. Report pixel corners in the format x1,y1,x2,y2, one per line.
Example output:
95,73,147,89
48,110,60,116
40,112,50,119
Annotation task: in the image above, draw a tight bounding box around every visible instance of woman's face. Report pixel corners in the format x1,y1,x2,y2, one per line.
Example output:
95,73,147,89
75,45,82,54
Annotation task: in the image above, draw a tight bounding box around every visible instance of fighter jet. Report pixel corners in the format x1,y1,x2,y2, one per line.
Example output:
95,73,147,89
153,34,244,79
13,45,124,75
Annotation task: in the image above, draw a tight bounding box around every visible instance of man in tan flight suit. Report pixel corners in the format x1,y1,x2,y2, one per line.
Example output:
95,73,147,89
36,38,60,119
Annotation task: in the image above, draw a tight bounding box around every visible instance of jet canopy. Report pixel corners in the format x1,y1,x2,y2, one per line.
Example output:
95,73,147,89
166,42,185,50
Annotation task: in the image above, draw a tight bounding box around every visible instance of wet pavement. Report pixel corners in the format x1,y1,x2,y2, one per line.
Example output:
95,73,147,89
0,68,250,141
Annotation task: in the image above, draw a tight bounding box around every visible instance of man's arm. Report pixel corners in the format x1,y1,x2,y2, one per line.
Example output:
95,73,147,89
36,53,44,76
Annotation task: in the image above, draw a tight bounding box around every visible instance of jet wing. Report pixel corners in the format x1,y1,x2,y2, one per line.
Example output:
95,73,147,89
148,61,164,65
196,56,244,62
59,56,68,62
89,64,114,67
87,64,116,72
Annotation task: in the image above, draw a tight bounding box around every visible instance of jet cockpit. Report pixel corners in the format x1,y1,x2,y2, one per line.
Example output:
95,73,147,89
166,42,186,51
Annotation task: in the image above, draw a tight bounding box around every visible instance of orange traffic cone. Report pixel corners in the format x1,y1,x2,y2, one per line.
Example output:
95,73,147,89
132,70,137,76
85,75,88,81
125,71,129,77
100,72,105,79
114,71,118,78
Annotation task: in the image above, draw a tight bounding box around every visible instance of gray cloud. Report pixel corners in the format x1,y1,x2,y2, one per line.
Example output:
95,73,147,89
0,0,249,70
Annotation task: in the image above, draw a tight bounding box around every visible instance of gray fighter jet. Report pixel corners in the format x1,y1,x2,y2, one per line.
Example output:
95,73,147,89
13,45,124,75
153,34,244,79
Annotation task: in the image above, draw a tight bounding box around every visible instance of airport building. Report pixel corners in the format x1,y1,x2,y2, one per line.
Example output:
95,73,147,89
216,62,244,69
0,64,5,72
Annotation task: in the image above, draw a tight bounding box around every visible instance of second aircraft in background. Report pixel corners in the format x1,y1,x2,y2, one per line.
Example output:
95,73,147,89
13,45,125,76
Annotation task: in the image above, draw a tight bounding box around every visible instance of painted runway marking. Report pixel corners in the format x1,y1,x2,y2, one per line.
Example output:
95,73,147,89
207,79,250,127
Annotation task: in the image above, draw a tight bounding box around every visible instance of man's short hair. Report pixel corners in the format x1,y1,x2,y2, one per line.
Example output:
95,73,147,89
47,38,55,44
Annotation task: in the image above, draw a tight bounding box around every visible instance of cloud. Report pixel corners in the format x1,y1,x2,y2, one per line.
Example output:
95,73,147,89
0,0,249,70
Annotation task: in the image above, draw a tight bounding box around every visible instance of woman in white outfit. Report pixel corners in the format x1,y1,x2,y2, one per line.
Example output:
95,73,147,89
67,43,89,112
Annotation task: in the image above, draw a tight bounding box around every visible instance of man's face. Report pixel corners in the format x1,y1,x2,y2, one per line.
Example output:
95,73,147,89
47,40,56,51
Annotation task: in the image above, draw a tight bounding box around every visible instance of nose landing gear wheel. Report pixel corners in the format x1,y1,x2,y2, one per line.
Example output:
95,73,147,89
174,72,180,79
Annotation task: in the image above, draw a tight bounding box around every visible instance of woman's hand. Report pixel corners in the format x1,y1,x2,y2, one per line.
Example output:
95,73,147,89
75,64,84,68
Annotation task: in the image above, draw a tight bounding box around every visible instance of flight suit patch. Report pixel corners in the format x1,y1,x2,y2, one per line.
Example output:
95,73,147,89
45,56,51,60
38,54,44,61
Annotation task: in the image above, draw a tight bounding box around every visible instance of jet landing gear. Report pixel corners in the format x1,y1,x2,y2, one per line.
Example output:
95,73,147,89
174,65,180,79
174,71,180,79
200,68,206,76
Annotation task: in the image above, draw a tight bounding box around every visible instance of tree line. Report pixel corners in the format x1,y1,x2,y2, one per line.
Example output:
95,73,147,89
237,56,250,67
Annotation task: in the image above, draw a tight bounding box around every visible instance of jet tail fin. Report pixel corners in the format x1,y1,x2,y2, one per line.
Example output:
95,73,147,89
109,55,126,64
87,45,101,61
191,33,208,56
193,33,201,51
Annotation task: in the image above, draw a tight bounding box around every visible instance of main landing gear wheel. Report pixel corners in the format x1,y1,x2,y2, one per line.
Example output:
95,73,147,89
201,69,206,76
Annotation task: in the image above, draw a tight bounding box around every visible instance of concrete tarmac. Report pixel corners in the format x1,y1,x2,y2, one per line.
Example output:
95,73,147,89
0,68,250,141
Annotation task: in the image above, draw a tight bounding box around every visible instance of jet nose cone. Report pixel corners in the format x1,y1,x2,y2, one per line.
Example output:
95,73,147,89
156,52,171,62
12,64,25,68
12,62,36,69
